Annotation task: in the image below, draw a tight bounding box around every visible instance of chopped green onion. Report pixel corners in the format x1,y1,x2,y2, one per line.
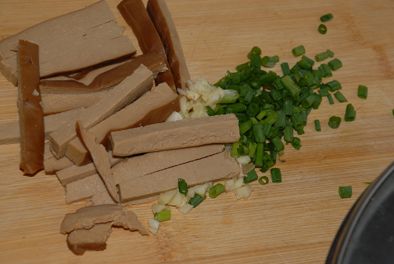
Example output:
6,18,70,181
253,124,265,143
188,193,205,208
334,91,347,103
220,89,239,104
244,170,258,184
319,85,329,96
281,62,290,75
225,103,247,113
344,104,356,122
298,55,315,70
231,142,240,158
318,64,332,77
248,46,262,58
328,58,343,71
258,176,269,185
208,183,225,198
327,94,335,105
270,168,282,183
315,49,334,62
357,85,368,99
281,75,301,98
239,120,253,134
154,208,171,222
328,116,341,129
248,141,257,158
254,143,264,168
272,137,284,152
314,120,321,132
338,186,352,199
292,45,306,57
178,178,188,195
206,106,216,116
291,137,301,150
318,24,327,34
392,109,394,117
261,55,279,68
320,13,334,22
284,126,294,143
327,80,342,91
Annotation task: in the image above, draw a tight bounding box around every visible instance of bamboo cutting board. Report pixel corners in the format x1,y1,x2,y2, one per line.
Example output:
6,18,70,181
0,0,393,263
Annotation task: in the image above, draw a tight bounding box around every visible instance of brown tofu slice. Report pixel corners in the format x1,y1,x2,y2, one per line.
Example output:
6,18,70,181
65,82,179,165
110,114,240,157
48,64,153,158
118,151,240,202
17,40,44,176
44,142,73,174
113,144,225,184
117,0,175,88
147,0,190,88
0,1,136,85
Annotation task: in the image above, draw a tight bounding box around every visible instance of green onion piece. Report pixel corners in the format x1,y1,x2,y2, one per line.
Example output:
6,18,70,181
225,103,247,113
178,178,188,195
392,109,394,117
357,85,368,99
258,176,269,185
327,94,335,105
283,100,293,115
248,141,257,158
272,137,284,152
334,91,348,103
261,56,279,68
318,24,328,34
291,137,301,150
248,46,262,59
239,120,253,134
318,64,332,77
188,193,205,208
231,142,240,158
247,103,260,117
327,80,342,91
328,116,342,129
255,143,264,168
320,13,334,22
298,55,315,70
244,170,258,184
338,186,352,199
284,126,294,143
208,183,225,199
206,106,216,116
344,103,356,122
154,208,171,222
292,45,306,57
281,75,301,98
315,49,334,62
328,58,343,71
319,85,329,96
220,89,239,104
253,124,265,143
281,62,290,75
270,168,282,183
314,120,321,132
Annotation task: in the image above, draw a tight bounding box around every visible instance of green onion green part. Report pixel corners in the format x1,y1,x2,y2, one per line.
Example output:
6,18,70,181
318,24,327,34
208,183,225,199
178,178,188,195
357,85,368,99
292,45,306,57
328,116,342,129
320,13,334,22
271,168,282,183
315,49,334,62
328,58,343,71
344,104,356,122
188,194,205,208
291,137,302,150
154,208,171,222
244,170,258,184
261,55,279,68
258,176,269,185
327,80,342,91
281,62,290,75
334,91,348,103
327,94,335,105
314,120,321,132
339,186,352,199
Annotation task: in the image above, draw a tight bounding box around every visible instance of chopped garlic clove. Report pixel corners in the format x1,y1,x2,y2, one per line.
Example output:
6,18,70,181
151,203,167,214
159,189,177,205
178,203,193,214
235,185,252,200
237,155,251,165
148,219,160,234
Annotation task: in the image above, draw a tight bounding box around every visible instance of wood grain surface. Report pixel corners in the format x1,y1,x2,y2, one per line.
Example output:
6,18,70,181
0,0,393,263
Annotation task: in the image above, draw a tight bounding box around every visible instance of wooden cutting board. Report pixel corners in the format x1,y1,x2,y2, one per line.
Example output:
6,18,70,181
0,0,393,263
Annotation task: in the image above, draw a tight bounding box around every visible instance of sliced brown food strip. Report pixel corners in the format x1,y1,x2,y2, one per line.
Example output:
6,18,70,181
0,107,82,145
44,143,73,174
110,114,240,157
67,223,112,255
65,82,179,165
60,204,147,234
0,1,135,85
76,122,119,202
17,40,44,176
57,153,121,186
117,0,175,88
113,144,224,184
118,151,240,202
147,0,190,88
48,65,153,158
39,52,166,95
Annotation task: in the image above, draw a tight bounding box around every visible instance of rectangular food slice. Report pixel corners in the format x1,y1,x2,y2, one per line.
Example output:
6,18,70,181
113,144,224,184
17,40,44,176
0,0,136,85
39,52,166,95
117,0,175,88
147,0,190,88
0,107,81,145
44,143,73,174
65,82,179,165
48,65,153,158
110,114,239,157
118,151,240,202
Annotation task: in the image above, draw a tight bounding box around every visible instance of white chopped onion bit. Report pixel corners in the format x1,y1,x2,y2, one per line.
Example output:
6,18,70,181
178,203,193,214
225,178,236,192
234,177,245,189
168,191,187,208
235,185,252,200
188,182,212,198
166,111,183,122
237,155,251,165
151,203,167,214
148,219,160,234
158,189,177,205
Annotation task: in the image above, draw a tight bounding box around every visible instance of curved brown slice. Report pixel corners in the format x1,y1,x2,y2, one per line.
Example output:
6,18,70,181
117,0,175,88
147,0,190,88
76,122,119,202
17,40,44,176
